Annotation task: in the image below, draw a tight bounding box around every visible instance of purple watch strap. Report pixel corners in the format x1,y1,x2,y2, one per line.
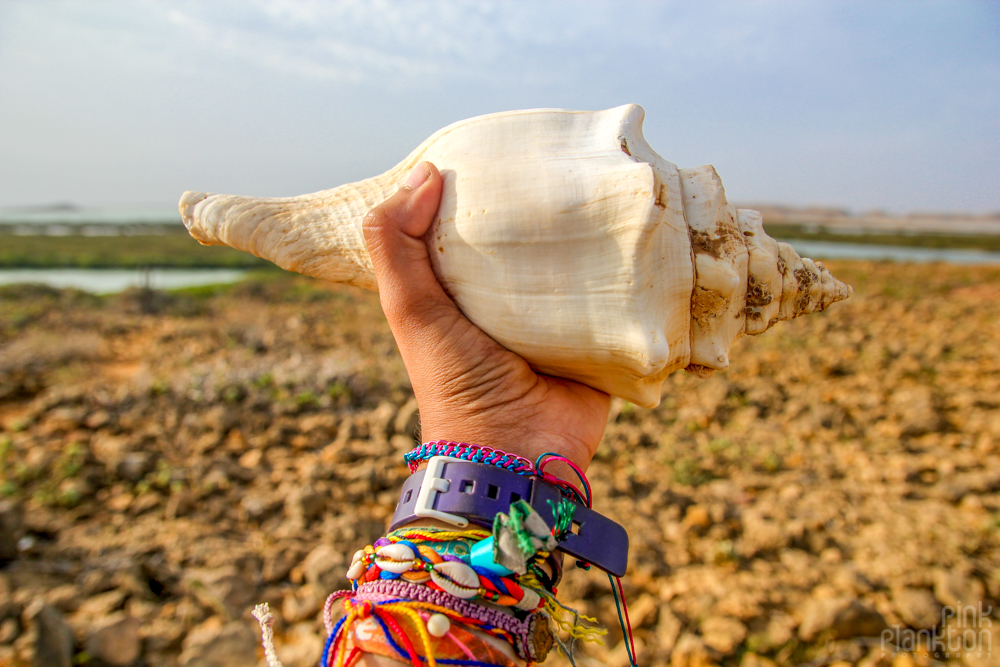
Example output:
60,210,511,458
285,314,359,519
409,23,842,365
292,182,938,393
390,458,629,577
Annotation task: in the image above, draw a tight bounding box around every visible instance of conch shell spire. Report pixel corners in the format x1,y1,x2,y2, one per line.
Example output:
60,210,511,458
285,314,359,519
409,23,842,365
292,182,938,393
180,171,405,291
180,105,851,408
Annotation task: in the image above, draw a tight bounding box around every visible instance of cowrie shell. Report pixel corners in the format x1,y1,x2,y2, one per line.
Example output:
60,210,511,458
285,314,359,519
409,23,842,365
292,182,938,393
345,560,366,581
375,543,416,574
430,560,480,599
351,550,365,567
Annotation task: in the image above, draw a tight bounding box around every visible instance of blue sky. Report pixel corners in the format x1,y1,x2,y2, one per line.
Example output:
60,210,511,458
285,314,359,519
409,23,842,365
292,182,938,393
1,0,997,213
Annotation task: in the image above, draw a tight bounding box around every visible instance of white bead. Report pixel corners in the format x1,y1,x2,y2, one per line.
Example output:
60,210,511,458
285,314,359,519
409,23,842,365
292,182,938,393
426,613,451,638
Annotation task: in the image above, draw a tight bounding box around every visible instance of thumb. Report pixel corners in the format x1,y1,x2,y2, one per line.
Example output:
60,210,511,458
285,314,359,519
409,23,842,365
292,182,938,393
363,161,453,328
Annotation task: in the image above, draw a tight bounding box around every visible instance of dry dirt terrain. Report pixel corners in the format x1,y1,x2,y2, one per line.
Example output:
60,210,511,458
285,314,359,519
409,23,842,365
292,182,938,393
1,260,998,667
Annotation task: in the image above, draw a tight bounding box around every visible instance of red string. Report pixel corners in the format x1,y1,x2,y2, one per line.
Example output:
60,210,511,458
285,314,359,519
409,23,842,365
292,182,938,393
375,608,422,667
615,576,638,663
325,626,344,667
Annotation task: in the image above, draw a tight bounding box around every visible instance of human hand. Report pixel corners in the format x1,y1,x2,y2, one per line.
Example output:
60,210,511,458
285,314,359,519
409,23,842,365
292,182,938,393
363,162,611,471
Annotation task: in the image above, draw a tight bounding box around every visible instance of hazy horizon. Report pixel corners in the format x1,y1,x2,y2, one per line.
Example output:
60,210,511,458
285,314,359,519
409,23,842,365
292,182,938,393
1,1,997,216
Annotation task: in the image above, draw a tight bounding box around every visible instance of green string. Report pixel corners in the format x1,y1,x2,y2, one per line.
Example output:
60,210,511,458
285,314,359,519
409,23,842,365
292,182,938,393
608,573,637,667
547,498,576,539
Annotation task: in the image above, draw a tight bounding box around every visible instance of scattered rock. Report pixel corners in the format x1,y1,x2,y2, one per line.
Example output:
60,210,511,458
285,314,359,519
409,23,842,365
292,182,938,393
670,632,716,667
682,505,712,532
34,605,73,667
798,596,888,641
285,486,326,524
276,622,324,667
281,584,324,624
117,452,155,483
740,654,778,667
178,618,256,667
164,490,195,519
760,612,797,649
300,545,343,593
5,265,1000,666
240,493,280,522
76,589,128,619
700,615,746,654
184,570,256,620
656,606,683,655
393,398,419,439
85,615,141,667
0,617,20,644
0,501,23,562
891,587,941,629
932,569,985,609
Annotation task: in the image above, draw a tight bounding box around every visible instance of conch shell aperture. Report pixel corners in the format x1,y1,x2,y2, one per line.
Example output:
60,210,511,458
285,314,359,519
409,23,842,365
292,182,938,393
180,104,851,408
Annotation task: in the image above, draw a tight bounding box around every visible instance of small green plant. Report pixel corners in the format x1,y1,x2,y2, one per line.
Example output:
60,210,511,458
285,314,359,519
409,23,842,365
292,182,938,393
57,442,86,479
671,457,712,487
57,485,82,508
712,539,737,565
760,452,783,473
147,459,173,489
0,436,11,477
222,384,245,404
708,438,732,454
294,391,319,408
252,372,275,389
327,380,351,402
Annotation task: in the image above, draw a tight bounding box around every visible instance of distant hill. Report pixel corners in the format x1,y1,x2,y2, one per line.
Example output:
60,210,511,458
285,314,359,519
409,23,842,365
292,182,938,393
738,204,1000,237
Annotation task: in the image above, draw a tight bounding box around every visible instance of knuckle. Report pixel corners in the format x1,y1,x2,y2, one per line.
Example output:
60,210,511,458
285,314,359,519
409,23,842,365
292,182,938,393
362,207,388,237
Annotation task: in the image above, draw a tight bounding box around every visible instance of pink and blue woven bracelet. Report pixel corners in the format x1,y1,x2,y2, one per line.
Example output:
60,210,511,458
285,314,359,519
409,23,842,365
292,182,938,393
404,440,535,476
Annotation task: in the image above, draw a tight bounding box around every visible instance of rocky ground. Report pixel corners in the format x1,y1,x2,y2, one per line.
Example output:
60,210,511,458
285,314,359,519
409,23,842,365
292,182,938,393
0,260,998,667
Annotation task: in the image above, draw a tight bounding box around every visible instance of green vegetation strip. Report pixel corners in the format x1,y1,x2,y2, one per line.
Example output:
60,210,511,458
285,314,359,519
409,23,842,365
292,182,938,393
0,234,276,269
764,224,1000,252
2,225,999,269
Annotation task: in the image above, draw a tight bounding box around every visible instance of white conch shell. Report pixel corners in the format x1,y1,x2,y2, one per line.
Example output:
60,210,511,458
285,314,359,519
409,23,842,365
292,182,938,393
374,543,416,574
180,104,851,408
429,560,480,599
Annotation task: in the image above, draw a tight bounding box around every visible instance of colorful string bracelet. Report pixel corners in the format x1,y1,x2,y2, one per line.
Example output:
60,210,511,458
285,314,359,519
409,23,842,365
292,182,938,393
346,538,545,612
405,441,535,475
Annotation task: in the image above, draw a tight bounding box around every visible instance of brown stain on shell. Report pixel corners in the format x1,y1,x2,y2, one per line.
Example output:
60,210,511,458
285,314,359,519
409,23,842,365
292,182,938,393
745,274,774,309
691,286,729,330
690,223,744,261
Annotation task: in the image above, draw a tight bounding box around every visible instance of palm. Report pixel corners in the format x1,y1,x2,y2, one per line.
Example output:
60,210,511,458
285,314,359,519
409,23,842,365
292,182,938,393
415,310,611,470
365,161,611,472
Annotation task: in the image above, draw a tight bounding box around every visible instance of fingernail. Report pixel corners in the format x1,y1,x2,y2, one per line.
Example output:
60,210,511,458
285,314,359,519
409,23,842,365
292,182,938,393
404,162,429,190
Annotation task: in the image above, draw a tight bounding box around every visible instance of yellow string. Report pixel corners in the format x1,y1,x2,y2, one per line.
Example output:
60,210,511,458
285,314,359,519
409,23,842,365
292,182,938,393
390,600,514,644
335,609,358,667
383,603,438,667
517,582,604,645
388,528,491,542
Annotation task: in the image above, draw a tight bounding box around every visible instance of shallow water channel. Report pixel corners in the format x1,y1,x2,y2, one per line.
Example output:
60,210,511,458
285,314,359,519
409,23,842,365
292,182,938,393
1,241,999,294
